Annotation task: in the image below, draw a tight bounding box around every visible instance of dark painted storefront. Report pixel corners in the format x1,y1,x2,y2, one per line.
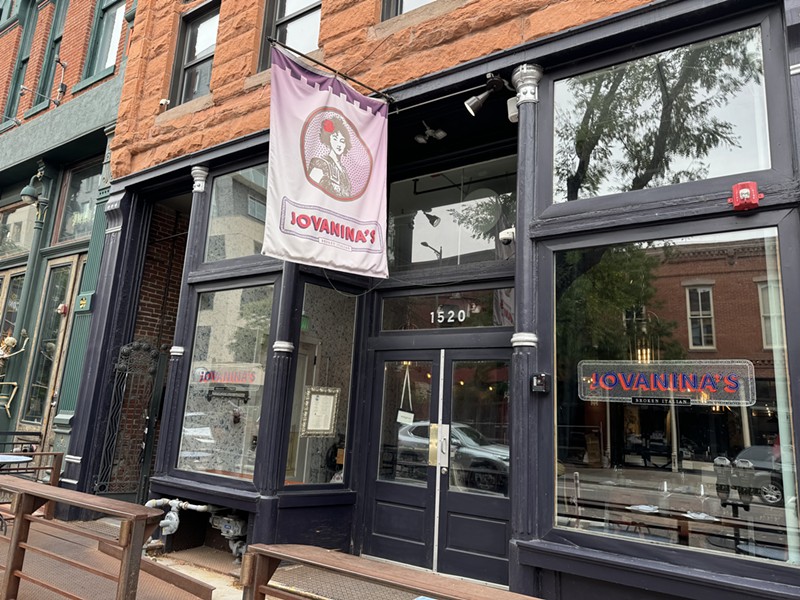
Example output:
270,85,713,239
63,1,800,598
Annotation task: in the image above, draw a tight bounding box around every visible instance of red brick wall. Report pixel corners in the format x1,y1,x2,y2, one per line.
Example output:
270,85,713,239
111,0,652,177
0,24,22,108
652,243,776,380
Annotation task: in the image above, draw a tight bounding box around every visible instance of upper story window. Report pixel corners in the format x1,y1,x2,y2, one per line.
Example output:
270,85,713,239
31,0,68,113
0,0,18,23
686,286,715,349
383,0,436,19
387,155,516,272
552,27,769,203
84,0,125,79
260,0,320,70
3,1,38,124
173,5,219,105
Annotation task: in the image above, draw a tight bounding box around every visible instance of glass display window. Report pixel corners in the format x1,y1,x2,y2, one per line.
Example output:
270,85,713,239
555,228,798,564
284,283,356,485
176,284,274,479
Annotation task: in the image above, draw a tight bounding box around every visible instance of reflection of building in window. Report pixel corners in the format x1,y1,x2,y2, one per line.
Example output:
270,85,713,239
686,286,715,349
205,164,267,262
247,195,266,222
194,325,210,361
206,234,225,262
199,294,214,311
58,161,102,243
757,282,781,349
7,222,21,244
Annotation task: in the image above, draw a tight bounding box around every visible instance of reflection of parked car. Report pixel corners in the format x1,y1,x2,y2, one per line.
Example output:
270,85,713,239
398,422,509,493
735,445,784,506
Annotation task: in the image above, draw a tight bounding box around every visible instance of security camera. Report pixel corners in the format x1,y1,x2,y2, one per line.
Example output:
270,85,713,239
499,227,516,245
506,97,519,123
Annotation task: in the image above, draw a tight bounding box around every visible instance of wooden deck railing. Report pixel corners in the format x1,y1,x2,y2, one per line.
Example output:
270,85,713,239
0,475,162,600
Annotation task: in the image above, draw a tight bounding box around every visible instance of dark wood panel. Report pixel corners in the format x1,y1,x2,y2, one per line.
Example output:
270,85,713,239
446,512,509,557
373,500,426,542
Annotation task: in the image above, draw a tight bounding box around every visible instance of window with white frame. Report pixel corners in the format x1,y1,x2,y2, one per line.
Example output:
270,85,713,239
758,281,781,349
173,5,219,105
84,0,125,79
686,286,715,349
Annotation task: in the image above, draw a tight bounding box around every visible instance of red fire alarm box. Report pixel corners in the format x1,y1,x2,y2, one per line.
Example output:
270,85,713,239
728,182,763,211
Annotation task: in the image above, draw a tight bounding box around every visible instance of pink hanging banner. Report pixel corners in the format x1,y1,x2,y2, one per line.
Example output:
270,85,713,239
262,47,389,278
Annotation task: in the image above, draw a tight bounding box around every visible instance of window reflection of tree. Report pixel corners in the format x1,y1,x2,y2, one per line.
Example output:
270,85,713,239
556,243,683,467
555,28,764,201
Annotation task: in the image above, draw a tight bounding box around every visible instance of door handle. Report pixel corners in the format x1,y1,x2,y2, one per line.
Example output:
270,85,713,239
428,423,438,466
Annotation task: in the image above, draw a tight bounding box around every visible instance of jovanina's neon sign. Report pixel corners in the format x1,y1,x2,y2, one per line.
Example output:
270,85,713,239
577,360,756,406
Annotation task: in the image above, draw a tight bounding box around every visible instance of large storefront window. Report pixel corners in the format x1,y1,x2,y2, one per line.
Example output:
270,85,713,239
284,284,356,485
204,164,267,262
177,284,274,479
553,27,768,202
555,229,799,564
387,155,516,270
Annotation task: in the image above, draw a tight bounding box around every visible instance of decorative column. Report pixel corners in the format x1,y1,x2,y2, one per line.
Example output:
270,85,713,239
508,62,543,591
251,261,298,545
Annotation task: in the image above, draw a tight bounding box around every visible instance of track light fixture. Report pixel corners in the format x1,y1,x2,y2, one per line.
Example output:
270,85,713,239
464,73,511,116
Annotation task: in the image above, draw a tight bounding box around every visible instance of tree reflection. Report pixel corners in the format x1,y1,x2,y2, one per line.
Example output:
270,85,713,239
555,28,764,201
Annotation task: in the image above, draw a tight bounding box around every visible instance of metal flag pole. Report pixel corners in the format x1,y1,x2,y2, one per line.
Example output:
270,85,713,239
267,37,395,103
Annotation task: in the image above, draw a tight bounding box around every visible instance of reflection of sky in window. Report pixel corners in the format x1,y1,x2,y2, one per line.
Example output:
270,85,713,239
649,227,776,248
192,14,218,60
553,29,769,202
102,4,126,70
412,190,502,263
402,0,437,13
282,0,318,17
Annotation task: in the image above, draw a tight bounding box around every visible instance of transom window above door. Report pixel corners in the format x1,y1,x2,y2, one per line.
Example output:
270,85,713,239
387,155,516,271
552,26,769,203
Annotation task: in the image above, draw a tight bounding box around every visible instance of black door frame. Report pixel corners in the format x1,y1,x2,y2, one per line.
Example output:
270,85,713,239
361,340,513,583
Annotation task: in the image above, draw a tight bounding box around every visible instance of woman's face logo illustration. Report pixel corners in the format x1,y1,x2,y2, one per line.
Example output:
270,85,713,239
330,131,347,157
302,108,373,201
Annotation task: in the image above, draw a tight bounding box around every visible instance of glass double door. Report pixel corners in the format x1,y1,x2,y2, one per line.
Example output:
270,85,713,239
366,348,511,585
